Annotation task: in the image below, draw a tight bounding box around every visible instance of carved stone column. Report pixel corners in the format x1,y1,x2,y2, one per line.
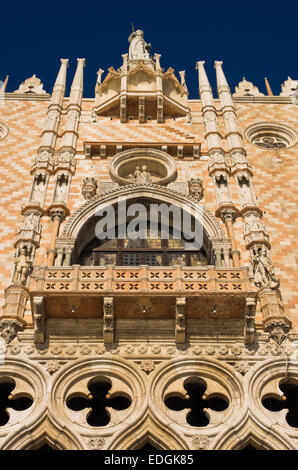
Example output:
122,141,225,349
221,209,240,268
244,296,257,345
47,208,65,266
0,284,28,342
103,297,114,344
259,288,292,344
32,296,45,343
139,96,145,123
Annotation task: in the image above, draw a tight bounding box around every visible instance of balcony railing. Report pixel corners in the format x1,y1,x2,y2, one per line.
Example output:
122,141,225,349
29,265,256,297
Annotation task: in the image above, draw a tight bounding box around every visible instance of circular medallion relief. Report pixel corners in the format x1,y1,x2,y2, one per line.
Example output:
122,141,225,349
0,123,8,141
245,121,297,149
109,148,177,185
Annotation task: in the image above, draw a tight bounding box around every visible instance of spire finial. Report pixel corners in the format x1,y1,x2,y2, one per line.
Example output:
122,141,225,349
0,75,9,93
264,77,273,96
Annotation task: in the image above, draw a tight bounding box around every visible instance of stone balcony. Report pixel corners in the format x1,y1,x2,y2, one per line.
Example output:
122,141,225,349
29,265,256,320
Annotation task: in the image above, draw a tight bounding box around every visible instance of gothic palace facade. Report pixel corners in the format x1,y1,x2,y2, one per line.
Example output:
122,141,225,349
0,30,297,450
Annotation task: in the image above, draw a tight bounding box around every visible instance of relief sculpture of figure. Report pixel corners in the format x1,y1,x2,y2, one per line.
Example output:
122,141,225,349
13,246,32,284
252,247,279,289
128,165,153,184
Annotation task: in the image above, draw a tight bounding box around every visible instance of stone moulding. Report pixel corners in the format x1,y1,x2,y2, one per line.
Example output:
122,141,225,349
244,121,297,149
109,148,177,185
61,183,226,240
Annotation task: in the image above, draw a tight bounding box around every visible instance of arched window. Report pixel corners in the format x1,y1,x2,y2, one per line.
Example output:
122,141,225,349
75,197,212,268
79,226,208,267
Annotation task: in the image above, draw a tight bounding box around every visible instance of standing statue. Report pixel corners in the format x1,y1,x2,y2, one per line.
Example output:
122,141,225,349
13,246,32,284
128,30,151,60
252,247,279,289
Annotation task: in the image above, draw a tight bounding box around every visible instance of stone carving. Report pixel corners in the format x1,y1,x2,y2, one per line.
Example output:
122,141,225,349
214,172,231,203
192,436,210,450
237,173,253,206
22,212,41,232
80,345,91,355
244,213,267,236
32,150,53,172
45,360,60,374
234,361,250,375
30,171,47,204
138,344,148,354
175,297,186,344
13,246,32,284
128,29,151,61
230,152,248,168
251,246,279,289
124,344,135,354
244,297,256,345
128,165,153,184
233,77,264,97
82,177,98,200
23,345,35,355
188,177,204,201
192,346,202,355
265,320,291,345
0,319,23,344
280,77,298,97
32,296,45,343
55,151,76,173
14,74,46,94
62,183,225,238
53,173,69,203
103,297,114,343
87,437,105,450
140,359,155,374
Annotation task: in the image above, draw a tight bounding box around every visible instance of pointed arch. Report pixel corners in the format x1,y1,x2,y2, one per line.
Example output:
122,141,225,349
62,184,225,241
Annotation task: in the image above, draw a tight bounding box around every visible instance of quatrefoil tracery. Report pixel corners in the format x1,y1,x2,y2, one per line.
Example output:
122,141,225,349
262,381,298,428
164,378,229,427
66,379,131,427
0,379,33,426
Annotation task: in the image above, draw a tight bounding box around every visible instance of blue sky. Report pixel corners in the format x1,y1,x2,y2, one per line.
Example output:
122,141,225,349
1,0,297,99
